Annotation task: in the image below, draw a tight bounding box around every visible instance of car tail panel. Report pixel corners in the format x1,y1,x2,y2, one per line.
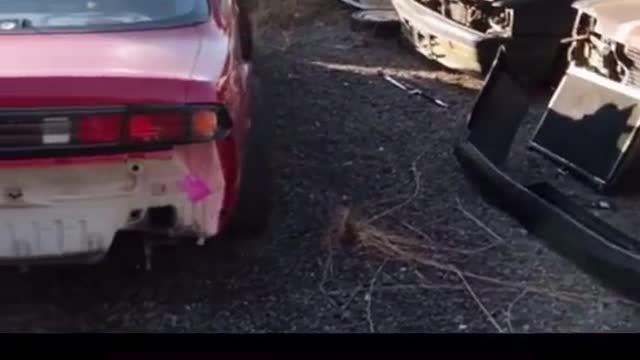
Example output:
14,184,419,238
0,104,231,159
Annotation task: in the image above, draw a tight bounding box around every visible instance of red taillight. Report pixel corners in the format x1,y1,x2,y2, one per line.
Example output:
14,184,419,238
128,112,183,142
0,105,231,154
76,114,121,144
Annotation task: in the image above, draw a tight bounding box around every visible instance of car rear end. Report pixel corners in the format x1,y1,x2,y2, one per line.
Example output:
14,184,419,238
0,103,231,265
0,0,239,265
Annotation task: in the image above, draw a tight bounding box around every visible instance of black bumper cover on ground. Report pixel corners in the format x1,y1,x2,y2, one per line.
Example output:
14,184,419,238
455,48,640,299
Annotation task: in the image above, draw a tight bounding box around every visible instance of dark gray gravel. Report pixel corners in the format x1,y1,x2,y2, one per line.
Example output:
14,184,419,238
0,3,638,333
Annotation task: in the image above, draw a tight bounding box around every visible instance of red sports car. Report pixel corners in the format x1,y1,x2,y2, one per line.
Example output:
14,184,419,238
0,0,271,267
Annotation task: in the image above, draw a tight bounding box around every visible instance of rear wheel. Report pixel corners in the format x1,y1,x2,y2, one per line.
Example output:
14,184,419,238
224,78,273,239
237,0,254,61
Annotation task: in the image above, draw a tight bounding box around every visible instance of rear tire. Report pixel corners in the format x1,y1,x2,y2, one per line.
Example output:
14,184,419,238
224,77,273,239
237,0,254,61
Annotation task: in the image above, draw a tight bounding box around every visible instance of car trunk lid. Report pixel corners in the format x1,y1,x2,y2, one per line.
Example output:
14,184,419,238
0,25,204,106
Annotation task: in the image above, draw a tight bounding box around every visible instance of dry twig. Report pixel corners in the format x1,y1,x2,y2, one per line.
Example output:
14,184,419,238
401,221,500,256
455,197,505,248
329,284,519,296
366,261,386,333
319,207,355,307
455,270,505,333
321,201,639,333
350,218,639,307
367,150,428,223
339,284,363,312
506,289,529,333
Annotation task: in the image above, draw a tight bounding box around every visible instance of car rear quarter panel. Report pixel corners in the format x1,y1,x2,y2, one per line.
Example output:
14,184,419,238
177,0,253,231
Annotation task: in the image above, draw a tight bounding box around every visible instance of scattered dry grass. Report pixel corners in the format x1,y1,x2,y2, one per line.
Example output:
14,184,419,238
319,205,640,332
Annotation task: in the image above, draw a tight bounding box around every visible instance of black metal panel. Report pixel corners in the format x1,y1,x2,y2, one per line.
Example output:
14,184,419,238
529,183,640,253
467,47,529,165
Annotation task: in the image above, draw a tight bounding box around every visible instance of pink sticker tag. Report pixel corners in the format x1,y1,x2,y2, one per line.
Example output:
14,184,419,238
180,175,212,203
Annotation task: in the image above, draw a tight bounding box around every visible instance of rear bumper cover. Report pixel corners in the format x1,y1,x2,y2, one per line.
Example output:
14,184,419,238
0,149,226,265
455,48,640,299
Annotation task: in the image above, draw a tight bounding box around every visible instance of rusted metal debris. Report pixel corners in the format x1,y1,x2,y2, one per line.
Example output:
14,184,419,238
379,71,450,108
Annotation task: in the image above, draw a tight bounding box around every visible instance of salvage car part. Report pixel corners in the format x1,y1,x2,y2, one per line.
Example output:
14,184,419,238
379,71,450,108
0,0,272,267
392,0,577,87
350,10,401,37
340,0,394,10
530,65,640,190
455,46,640,300
531,0,640,191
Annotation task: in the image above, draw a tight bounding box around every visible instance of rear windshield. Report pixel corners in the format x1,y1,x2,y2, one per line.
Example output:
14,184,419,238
0,0,210,32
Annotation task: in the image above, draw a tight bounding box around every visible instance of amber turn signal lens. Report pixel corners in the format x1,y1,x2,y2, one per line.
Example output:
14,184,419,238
191,110,218,139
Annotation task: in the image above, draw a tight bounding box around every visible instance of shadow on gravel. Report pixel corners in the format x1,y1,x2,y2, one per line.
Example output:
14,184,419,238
0,237,256,331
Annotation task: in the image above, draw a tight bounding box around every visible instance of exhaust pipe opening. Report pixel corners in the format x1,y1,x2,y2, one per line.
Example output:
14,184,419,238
147,206,178,229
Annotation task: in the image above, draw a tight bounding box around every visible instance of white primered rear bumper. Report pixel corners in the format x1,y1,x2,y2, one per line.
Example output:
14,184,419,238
0,151,225,264
1,197,130,263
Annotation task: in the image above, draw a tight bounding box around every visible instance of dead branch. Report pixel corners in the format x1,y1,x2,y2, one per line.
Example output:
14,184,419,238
367,150,429,223
325,206,352,249
506,289,529,333
339,284,363,313
401,221,501,256
320,206,353,305
319,268,338,308
366,261,386,333
455,270,504,333
319,207,355,308
350,218,640,308
455,197,505,247
329,284,520,296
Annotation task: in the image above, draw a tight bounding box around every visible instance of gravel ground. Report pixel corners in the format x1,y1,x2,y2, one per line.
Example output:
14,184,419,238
0,3,638,333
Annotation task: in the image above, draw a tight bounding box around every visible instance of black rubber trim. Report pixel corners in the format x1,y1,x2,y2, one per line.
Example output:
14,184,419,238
455,142,640,299
0,103,232,159
0,251,106,266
